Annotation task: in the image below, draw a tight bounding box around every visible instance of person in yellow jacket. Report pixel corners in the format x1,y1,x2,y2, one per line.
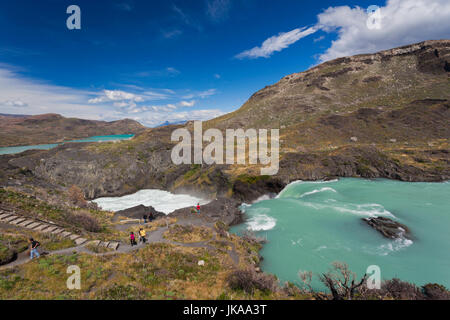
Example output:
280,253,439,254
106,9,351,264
139,227,147,244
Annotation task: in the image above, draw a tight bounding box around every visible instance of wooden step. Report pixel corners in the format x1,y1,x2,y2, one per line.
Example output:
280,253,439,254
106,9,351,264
3,215,19,223
10,217,27,225
34,224,50,231
17,220,35,227
25,222,41,229
108,242,120,250
74,238,87,245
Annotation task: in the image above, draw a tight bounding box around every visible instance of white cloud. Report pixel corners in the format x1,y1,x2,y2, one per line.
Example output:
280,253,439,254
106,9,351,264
214,73,221,79
0,65,224,128
133,109,225,127
317,0,450,62
1,99,28,107
88,90,144,104
235,0,450,62
179,100,196,107
198,89,217,98
182,88,217,99
0,65,111,120
236,26,318,59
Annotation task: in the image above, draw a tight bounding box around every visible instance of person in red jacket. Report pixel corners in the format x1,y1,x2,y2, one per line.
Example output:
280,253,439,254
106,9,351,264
196,203,200,215
130,232,137,246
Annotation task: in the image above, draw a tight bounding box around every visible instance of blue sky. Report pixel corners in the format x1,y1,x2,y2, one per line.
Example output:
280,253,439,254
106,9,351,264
0,0,449,126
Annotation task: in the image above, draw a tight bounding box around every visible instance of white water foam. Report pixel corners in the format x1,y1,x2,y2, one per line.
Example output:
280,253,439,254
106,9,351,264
376,236,413,256
246,214,277,231
276,179,339,198
299,187,337,198
92,189,210,215
253,194,272,203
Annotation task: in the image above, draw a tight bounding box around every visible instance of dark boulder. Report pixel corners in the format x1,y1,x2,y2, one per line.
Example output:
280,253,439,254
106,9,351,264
363,216,412,240
114,205,165,221
169,197,244,226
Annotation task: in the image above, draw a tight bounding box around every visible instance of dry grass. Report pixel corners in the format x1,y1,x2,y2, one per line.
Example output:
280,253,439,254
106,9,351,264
163,225,213,243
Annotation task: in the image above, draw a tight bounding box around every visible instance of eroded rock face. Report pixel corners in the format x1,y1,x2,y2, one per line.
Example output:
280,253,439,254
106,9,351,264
363,216,412,240
169,197,244,226
232,178,285,203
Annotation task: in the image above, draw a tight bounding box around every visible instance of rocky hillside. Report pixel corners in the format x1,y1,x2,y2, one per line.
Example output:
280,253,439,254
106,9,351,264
0,113,146,147
2,40,449,201
207,40,450,130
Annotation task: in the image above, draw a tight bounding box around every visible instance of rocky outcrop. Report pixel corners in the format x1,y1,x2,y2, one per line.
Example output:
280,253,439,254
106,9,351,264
363,217,412,240
232,177,285,202
115,205,165,221
169,197,244,226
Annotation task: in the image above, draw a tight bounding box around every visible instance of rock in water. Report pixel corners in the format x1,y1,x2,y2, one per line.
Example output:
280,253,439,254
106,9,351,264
363,216,412,240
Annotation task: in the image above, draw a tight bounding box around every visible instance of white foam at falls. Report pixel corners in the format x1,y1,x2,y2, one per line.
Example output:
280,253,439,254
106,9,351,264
253,194,272,203
246,214,277,231
92,189,210,215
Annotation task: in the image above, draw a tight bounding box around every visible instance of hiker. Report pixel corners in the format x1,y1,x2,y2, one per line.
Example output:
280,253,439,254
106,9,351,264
196,203,201,215
29,238,40,260
139,228,147,244
130,232,137,246
143,214,148,224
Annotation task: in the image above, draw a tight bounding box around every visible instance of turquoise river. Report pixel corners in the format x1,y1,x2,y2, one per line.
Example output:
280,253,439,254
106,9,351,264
231,178,450,290
0,134,134,155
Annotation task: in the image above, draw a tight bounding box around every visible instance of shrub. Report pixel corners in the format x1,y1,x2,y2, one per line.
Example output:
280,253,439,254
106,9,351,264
227,269,278,294
381,278,424,300
422,283,450,300
100,284,145,300
67,211,101,232
68,185,87,208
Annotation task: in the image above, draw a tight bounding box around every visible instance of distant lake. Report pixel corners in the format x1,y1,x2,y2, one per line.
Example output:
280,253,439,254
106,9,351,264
0,134,134,155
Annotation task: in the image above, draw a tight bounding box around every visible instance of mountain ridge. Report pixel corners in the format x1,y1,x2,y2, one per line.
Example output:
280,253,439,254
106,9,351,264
0,113,146,147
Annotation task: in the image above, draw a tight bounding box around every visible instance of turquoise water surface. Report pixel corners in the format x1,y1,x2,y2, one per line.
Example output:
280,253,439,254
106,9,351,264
0,134,134,155
231,178,450,290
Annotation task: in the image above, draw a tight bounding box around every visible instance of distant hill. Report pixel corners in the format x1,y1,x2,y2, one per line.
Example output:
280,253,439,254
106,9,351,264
0,113,29,118
156,120,187,127
0,113,147,147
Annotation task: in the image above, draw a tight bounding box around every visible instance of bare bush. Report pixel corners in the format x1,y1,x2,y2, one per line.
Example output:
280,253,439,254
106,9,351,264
227,269,278,294
67,211,101,232
68,185,88,208
320,261,367,300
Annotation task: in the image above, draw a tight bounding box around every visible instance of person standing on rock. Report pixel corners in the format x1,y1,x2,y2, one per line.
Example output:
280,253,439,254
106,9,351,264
196,203,201,215
29,238,40,260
